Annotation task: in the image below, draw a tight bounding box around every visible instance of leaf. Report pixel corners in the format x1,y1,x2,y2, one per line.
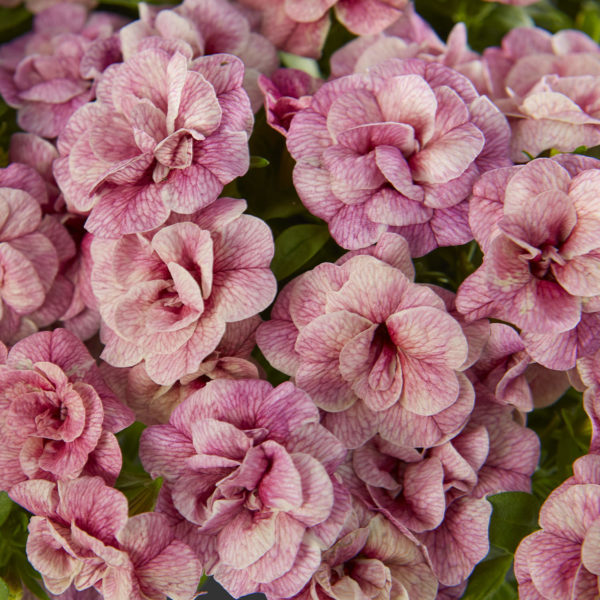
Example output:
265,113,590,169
0,578,8,600
279,51,322,78
0,493,12,527
462,554,514,600
249,155,270,169
488,492,541,553
0,6,31,42
576,1,600,42
271,224,330,280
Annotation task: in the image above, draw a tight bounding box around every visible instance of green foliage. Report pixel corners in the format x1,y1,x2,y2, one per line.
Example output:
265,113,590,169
462,553,515,600
0,578,8,600
271,224,330,280
529,387,590,501
0,6,31,44
576,0,600,41
488,492,541,553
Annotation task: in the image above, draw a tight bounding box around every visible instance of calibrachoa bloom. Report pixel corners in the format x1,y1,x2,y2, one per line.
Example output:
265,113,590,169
139,379,351,599
53,47,253,238
329,12,486,94
508,74,600,162
0,3,125,138
483,27,600,106
9,477,202,598
514,454,600,599
259,68,322,136
469,322,569,412
291,507,438,600
342,393,539,585
101,315,261,425
286,58,510,255
0,163,76,343
91,198,276,385
257,241,476,449
0,329,133,490
235,0,409,58
119,0,278,111
457,154,600,370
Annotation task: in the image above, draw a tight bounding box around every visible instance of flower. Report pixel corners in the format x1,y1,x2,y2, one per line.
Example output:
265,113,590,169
139,378,350,599
0,329,133,490
91,198,276,385
235,0,409,58
515,454,600,599
9,477,202,599
457,155,600,370
0,163,77,343
257,241,475,449
0,3,125,138
101,316,262,425
508,74,600,162
286,58,510,255
292,508,438,600
53,48,253,238
119,0,278,111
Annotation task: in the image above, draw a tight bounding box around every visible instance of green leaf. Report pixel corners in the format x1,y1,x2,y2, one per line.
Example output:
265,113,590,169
271,224,330,280
0,493,12,527
0,6,31,41
462,554,514,600
576,1,600,42
0,578,8,600
249,155,270,169
488,492,541,553
279,51,322,78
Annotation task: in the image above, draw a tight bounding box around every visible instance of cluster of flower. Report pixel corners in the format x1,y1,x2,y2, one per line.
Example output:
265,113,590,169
0,0,599,598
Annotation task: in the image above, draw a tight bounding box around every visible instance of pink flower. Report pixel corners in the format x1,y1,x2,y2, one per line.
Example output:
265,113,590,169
0,163,77,343
257,240,475,449
286,58,510,255
457,155,600,370
259,68,322,136
577,349,600,453
330,13,486,93
292,509,438,600
101,316,262,425
235,0,409,58
509,74,600,162
8,133,61,213
119,0,278,111
0,329,133,490
515,454,600,600
53,48,253,238
139,379,350,599
91,198,276,385
0,3,125,138
58,233,101,342
343,393,539,585
469,322,569,412
9,477,202,599
483,27,600,104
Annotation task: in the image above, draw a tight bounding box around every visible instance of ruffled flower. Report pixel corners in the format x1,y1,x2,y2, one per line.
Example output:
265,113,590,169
0,329,133,490
515,454,600,600
119,0,278,111
457,155,600,370
235,0,409,58
91,198,276,385
0,163,77,343
286,58,510,255
101,316,262,425
0,3,125,138
139,378,351,599
54,48,253,238
9,477,201,599
257,237,476,449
